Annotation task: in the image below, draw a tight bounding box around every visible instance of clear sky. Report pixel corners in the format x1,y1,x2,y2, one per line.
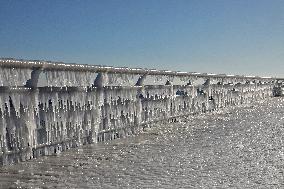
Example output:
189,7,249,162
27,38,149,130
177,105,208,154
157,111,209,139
0,0,283,77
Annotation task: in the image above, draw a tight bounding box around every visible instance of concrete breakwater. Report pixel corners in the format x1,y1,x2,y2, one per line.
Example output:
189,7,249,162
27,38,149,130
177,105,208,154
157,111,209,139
0,58,283,165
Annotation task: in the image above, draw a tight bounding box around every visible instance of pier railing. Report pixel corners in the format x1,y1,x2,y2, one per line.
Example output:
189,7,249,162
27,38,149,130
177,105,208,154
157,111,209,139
0,58,283,165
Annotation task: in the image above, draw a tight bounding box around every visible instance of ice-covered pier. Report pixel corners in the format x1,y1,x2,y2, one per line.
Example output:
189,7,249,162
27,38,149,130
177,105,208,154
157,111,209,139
0,58,283,165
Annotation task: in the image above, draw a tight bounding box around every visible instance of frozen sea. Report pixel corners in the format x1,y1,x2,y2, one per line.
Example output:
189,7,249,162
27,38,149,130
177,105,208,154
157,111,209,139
1,97,284,189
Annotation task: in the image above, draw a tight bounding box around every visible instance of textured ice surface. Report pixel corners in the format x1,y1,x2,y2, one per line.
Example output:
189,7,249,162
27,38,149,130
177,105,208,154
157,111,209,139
1,97,284,188
0,68,32,86
0,60,281,187
106,73,140,86
0,64,277,173
45,70,97,88
0,77,274,162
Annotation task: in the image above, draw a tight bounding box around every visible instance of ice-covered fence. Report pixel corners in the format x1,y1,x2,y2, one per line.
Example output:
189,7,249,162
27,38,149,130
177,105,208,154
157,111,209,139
0,58,283,165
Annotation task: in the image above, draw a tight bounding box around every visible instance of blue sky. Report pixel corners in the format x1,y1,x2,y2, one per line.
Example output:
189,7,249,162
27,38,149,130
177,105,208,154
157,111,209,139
0,0,283,77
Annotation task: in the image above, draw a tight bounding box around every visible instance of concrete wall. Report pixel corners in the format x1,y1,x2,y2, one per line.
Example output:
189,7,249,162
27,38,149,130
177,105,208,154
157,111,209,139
0,58,282,165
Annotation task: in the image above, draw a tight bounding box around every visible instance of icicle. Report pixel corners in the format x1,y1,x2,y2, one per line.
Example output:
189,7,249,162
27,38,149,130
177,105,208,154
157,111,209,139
144,86,172,100
45,70,97,88
0,67,32,86
107,73,138,86
0,93,7,116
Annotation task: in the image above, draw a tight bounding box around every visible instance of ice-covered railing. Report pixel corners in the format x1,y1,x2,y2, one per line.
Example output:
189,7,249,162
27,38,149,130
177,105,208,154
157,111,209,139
1,58,282,84
0,58,283,165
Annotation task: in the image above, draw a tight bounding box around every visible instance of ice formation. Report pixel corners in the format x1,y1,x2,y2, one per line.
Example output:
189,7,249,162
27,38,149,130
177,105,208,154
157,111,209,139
0,59,280,165
0,67,32,86
106,73,139,86
45,70,97,89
